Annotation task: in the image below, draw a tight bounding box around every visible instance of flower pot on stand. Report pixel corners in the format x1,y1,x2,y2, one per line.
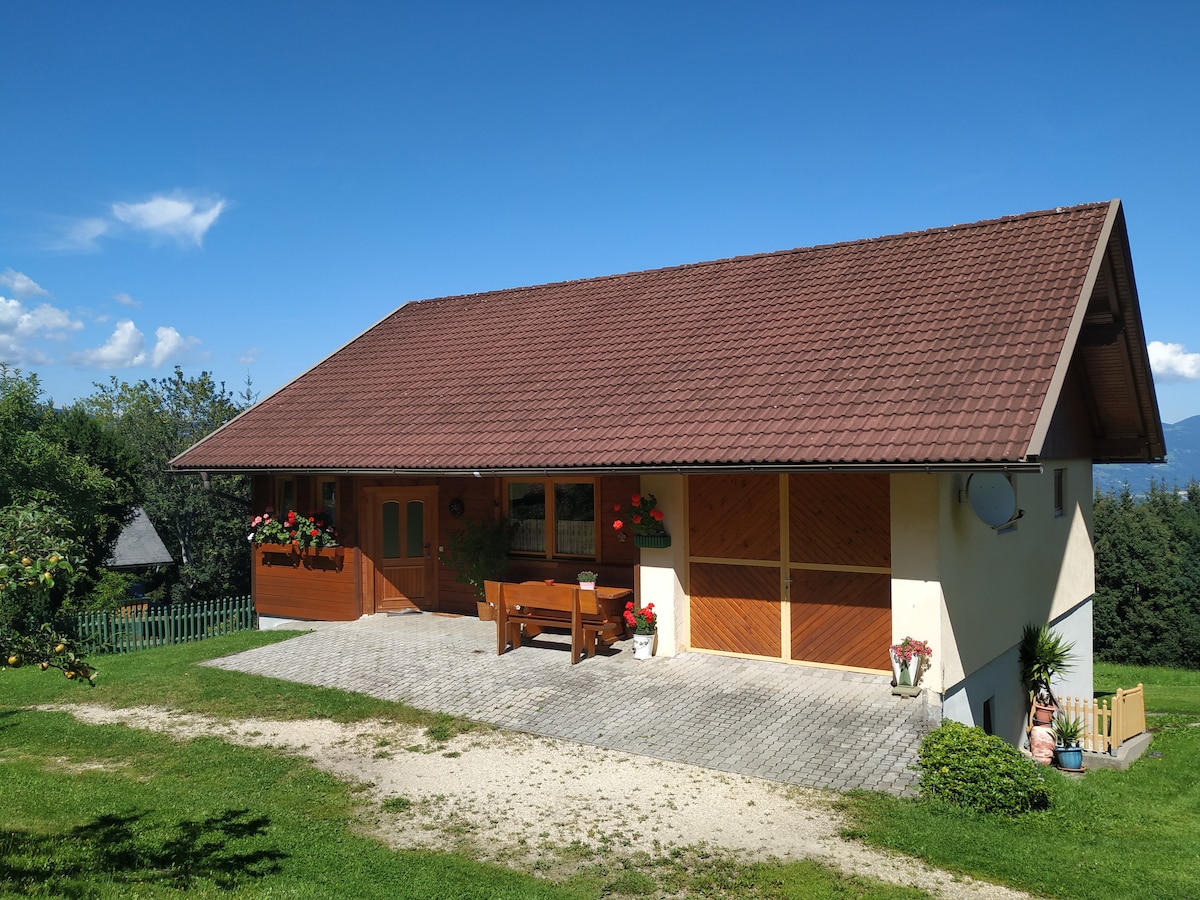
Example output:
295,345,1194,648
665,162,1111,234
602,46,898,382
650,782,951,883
632,632,655,660
579,581,596,591
1032,703,1056,727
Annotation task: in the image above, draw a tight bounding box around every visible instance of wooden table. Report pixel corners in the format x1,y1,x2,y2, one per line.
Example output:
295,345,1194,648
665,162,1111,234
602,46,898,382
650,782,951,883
495,581,633,662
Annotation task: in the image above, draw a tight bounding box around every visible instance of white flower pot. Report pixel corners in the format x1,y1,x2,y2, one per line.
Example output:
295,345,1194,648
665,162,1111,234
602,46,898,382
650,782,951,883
632,632,655,660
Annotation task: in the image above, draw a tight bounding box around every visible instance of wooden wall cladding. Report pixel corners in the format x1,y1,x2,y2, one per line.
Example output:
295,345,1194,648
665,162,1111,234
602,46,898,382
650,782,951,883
600,474,640,569
789,569,890,669
253,545,360,621
437,476,501,613
689,473,780,560
690,563,781,658
789,473,890,568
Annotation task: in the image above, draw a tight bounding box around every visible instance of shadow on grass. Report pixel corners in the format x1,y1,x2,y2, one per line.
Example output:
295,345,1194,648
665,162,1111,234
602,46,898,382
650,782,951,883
1,807,286,895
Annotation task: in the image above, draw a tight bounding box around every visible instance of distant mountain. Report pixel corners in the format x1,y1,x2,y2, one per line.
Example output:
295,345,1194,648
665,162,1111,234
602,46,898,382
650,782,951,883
1094,415,1200,496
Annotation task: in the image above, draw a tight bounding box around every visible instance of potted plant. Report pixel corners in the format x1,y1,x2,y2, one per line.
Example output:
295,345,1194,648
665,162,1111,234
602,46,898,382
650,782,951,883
577,570,598,591
623,600,657,660
1019,623,1075,726
889,636,931,696
439,519,513,620
612,493,670,548
1052,713,1084,771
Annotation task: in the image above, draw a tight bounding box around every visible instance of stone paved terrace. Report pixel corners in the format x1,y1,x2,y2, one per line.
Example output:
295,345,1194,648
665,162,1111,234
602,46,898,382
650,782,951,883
205,612,940,795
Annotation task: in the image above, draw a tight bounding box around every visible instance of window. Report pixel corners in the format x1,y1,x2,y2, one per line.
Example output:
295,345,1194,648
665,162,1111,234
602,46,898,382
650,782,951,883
1053,468,1066,518
319,477,337,525
275,476,296,515
506,478,597,558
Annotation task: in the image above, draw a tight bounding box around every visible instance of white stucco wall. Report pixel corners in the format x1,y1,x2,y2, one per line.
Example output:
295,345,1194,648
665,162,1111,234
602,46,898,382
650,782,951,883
635,474,687,657
891,460,1095,743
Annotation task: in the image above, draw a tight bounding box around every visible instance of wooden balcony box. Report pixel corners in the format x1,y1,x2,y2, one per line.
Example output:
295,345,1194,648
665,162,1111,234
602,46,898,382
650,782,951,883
252,544,360,621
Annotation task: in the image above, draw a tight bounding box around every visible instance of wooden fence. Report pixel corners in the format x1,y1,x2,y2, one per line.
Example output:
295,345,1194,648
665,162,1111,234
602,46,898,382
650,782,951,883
1031,684,1147,754
77,595,257,654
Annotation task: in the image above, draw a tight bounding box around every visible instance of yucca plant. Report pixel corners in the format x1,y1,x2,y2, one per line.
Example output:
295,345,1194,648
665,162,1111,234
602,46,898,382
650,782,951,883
1019,622,1075,708
1052,713,1083,748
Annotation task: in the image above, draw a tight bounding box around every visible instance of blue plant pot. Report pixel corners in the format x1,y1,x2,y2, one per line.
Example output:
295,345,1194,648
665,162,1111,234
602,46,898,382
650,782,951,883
1056,746,1083,770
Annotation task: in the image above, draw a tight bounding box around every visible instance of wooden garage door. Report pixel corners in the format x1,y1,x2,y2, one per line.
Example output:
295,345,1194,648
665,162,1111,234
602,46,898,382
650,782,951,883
688,472,891,671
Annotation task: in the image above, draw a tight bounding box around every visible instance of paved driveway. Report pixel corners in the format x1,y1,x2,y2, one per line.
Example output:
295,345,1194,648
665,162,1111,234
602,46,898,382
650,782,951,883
205,612,939,795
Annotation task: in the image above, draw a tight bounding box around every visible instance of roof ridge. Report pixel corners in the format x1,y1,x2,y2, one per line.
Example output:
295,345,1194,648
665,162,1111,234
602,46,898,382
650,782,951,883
411,201,1115,309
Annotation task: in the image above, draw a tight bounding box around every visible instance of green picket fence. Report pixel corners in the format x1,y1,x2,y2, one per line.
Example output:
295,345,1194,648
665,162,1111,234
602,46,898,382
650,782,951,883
76,595,257,654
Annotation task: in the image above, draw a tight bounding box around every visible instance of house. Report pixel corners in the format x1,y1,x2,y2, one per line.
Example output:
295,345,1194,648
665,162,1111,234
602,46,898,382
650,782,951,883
170,200,1164,746
105,507,175,570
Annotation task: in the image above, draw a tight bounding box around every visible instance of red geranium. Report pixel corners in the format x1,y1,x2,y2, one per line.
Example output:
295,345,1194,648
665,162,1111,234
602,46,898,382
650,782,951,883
624,600,657,634
612,493,668,539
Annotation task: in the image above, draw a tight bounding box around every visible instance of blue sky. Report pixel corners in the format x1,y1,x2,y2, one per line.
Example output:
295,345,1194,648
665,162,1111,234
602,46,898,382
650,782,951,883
3,2,1199,424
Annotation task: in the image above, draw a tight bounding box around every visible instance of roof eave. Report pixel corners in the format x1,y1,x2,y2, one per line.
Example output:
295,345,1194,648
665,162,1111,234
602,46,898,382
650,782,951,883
169,459,1045,477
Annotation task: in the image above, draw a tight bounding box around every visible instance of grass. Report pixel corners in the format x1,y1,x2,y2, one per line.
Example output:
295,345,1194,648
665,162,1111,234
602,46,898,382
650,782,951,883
1,631,926,899
840,662,1200,900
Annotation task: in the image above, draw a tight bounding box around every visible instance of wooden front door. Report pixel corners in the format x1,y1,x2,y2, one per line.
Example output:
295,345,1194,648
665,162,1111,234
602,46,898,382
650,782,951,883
367,487,438,612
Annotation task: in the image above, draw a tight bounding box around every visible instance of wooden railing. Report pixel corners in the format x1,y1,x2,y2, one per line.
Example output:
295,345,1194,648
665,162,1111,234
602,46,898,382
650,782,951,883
77,595,257,654
1111,684,1146,749
1032,684,1147,754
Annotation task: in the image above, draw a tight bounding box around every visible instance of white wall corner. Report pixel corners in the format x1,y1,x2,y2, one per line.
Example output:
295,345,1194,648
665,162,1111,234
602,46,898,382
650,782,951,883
636,474,687,657
890,474,944,692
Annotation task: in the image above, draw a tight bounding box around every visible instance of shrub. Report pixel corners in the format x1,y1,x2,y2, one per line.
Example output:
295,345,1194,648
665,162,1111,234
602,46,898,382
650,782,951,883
918,720,1051,814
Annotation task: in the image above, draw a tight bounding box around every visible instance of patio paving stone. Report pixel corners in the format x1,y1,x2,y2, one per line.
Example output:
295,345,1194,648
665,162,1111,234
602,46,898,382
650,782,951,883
205,612,940,795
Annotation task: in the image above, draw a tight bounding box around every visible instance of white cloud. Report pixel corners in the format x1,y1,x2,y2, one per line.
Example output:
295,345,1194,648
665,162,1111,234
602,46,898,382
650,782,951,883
77,320,147,367
0,295,83,365
73,320,200,370
0,269,49,298
111,194,227,247
238,347,261,365
0,296,83,339
60,217,111,251
1148,341,1200,382
56,191,227,251
150,325,199,367
114,292,139,307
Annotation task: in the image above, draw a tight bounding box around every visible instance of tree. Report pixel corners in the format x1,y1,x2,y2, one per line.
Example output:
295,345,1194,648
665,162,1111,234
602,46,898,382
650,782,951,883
0,366,140,616
82,368,252,603
1093,480,1200,669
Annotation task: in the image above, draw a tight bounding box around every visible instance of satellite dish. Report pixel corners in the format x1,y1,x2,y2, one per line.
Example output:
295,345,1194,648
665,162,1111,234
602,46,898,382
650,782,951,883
966,473,1019,529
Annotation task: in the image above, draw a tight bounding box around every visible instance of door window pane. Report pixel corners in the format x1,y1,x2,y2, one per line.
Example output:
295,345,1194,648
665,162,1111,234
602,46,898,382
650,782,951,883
382,501,400,558
406,501,424,558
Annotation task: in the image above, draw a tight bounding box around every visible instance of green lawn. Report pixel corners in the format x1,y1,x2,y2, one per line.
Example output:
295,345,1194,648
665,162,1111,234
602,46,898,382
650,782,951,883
841,663,1200,900
1,632,924,899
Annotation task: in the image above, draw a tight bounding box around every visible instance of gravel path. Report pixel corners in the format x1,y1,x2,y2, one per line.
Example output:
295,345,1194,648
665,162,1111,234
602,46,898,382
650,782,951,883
44,704,1035,899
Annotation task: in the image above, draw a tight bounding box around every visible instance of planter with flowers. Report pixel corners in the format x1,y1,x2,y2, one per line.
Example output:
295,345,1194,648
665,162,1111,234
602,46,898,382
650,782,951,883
890,636,931,697
248,510,357,620
624,601,657,660
613,493,671,549
577,570,598,591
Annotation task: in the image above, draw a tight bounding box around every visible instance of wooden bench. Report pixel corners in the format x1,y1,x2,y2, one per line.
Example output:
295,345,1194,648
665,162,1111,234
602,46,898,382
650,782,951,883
488,581,625,664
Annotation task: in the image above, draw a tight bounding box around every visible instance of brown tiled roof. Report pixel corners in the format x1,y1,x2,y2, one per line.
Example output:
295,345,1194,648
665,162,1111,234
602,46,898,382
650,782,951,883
173,201,1153,472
